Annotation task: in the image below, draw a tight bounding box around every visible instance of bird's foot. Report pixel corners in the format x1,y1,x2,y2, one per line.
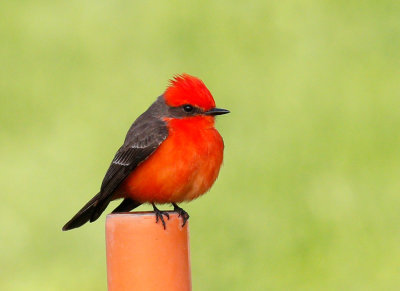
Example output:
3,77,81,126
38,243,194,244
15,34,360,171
152,203,169,230
172,203,190,227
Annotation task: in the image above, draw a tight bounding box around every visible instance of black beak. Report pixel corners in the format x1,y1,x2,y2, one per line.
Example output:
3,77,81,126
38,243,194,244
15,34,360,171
205,108,230,116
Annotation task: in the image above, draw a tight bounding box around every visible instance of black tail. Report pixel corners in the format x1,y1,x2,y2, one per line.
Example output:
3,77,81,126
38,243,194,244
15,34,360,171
62,195,142,231
111,198,142,213
62,192,110,231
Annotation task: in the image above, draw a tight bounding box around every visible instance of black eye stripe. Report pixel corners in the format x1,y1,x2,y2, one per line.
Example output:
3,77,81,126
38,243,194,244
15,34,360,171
183,104,194,112
167,103,202,118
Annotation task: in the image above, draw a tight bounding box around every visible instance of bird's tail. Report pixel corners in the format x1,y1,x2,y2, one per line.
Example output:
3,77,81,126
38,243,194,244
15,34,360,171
62,192,109,231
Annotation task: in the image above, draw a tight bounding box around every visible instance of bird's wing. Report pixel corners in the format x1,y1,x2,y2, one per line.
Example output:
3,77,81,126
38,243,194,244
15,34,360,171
92,119,169,220
62,118,168,230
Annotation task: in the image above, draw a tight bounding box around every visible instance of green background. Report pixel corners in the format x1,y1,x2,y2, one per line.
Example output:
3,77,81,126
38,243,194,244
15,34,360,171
1,1,400,290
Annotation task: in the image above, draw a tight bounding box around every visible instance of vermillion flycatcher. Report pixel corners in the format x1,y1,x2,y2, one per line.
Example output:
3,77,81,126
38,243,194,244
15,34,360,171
63,74,229,230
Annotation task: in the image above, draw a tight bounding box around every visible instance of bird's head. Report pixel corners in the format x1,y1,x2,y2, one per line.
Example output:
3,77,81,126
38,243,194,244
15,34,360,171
163,74,230,119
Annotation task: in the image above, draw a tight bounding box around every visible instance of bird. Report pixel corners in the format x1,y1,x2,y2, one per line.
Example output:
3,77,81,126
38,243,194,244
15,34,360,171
62,74,229,231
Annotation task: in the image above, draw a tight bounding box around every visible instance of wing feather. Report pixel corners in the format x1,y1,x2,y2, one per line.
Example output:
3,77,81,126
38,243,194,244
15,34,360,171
62,116,168,230
91,119,168,220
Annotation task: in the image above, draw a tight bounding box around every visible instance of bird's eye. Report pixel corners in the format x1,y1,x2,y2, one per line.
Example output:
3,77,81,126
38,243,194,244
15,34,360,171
183,104,194,112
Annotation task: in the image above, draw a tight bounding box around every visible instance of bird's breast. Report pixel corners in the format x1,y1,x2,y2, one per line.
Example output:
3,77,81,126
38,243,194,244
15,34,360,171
119,116,224,203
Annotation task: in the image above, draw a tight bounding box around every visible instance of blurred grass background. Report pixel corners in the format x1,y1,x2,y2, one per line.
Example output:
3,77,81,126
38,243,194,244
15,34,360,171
1,0,400,290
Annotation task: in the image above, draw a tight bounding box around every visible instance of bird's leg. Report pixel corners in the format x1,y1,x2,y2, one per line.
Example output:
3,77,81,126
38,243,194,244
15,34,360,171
172,203,190,227
152,203,170,229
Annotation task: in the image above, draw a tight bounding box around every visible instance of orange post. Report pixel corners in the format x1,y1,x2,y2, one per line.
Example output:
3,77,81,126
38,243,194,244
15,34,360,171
105,212,191,291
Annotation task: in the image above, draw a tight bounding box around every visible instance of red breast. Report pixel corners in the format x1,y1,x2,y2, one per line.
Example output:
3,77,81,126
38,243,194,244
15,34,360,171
118,115,224,203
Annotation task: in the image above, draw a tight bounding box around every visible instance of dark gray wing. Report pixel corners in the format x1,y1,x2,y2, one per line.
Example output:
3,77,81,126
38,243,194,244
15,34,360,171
100,119,168,202
62,116,168,230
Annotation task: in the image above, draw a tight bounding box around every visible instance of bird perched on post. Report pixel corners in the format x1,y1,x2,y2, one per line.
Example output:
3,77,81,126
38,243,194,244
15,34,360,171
63,74,229,230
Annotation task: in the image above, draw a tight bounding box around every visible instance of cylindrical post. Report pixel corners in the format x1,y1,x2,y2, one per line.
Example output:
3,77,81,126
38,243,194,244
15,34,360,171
105,212,191,291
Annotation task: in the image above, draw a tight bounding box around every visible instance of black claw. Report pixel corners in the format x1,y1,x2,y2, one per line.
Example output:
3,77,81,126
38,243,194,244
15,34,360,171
172,203,190,227
152,203,169,229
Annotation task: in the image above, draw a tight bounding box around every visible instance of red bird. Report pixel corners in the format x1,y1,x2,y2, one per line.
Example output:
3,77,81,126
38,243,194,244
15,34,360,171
63,74,229,230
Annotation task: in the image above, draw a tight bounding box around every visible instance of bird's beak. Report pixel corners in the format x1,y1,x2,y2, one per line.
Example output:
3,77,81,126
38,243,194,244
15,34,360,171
205,108,230,116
